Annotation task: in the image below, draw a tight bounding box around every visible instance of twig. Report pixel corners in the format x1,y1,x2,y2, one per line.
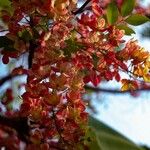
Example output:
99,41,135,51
28,16,38,69
28,40,37,68
0,29,9,33
73,0,91,15
84,85,150,94
52,109,64,143
0,74,21,87
52,108,72,149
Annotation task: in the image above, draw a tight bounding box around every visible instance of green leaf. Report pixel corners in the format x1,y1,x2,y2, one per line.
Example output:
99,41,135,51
117,25,135,35
18,30,32,42
106,2,119,24
125,14,150,26
121,0,135,17
63,39,84,57
0,0,11,8
85,127,102,150
0,36,15,51
88,117,145,150
0,0,13,14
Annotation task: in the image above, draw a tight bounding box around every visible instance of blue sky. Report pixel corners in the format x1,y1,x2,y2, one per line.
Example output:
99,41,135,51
94,81,150,147
94,21,150,147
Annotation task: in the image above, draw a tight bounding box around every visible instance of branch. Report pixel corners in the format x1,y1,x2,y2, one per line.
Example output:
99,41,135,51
52,109,67,146
0,115,29,142
28,16,39,69
0,72,26,87
84,85,150,94
0,74,21,87
1,73,150,94
28,40,37,69
73,0,91,15
0,29,9,33
0,115,66,149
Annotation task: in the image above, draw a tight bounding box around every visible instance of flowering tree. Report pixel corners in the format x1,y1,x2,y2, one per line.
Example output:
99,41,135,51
0,0,150,149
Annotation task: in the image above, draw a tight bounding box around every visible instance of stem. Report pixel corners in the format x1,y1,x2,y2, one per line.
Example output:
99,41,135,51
51,109,72,149
52,109,64,142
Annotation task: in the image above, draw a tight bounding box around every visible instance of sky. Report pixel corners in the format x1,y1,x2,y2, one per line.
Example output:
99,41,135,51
94,81,150,147
94,21,150,147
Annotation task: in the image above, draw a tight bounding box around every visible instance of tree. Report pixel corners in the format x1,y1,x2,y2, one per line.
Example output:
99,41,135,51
0,0,150,149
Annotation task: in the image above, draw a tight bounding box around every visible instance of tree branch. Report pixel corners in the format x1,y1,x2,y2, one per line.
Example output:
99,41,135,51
1,74,150,94
28,40,37,69
84,85,150,94
0,115,29,143
73,0,91,15
0,114,67,149
28,17,38,69
0,74,21,87
0,29,9,33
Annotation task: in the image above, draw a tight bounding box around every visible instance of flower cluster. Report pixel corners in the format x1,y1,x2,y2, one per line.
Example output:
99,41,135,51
0,0,150,149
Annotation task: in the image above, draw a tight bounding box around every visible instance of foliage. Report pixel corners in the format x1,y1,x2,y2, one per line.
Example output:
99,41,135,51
0,0,150,149
88,117,144,150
